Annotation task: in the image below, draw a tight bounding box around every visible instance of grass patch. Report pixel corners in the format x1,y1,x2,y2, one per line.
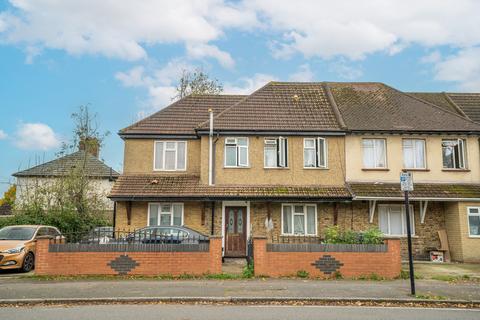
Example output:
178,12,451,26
242,263,254,278
397,270,423,280
296,270,309,278
415,293,446,300
356,273,386,281
431,274,472,282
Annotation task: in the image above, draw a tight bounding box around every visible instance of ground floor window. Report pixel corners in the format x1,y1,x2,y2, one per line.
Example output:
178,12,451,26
148,203,183,226
467,207,480,237
378,204,414,236
282,204,317,236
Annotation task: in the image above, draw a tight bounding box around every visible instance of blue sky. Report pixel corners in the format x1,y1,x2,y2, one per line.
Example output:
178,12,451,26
1,0,480,194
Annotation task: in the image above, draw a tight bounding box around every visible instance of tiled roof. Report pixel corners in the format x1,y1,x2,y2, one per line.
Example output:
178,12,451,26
13,151,120,179
408,92,480,124
120,94,245,136
349,182,480,199
109,175,351,200
0,203,12,216
327,82,480,132
197,82,344,132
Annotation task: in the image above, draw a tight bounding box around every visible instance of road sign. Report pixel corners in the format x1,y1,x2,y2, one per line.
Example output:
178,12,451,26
400,171,413,191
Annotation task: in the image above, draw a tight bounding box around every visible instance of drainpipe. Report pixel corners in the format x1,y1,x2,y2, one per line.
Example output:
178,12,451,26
208,108,214,186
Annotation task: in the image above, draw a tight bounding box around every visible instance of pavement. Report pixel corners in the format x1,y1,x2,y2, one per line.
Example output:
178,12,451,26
2,304,479,320
0,277,479,302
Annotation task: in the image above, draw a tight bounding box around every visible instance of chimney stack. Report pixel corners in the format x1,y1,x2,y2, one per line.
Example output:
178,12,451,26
79,137,100,158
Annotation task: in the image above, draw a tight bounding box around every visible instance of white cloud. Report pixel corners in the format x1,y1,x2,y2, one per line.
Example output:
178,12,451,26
328,59,363,80
421,51,442,64
115,59,194,112
0,129,7,140
432,47,480,91
0,0,257,65
225,73,276,94
289,64,314,82
249,0,480,60
186,43,235,69
15,123,60,150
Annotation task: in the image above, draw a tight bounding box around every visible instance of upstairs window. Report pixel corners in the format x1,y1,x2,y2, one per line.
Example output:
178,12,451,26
225,137,249,167
304,138,327,168
154,141,186,171
442,139,467,169
264,137,288,168
148,203,183,226
403,139,426,169
362,139,386,169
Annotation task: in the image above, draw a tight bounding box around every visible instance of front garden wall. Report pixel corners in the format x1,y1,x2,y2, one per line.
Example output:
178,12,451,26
253,237,401,279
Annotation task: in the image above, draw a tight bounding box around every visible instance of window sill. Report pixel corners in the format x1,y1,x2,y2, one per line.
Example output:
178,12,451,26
303,167,329,170
402,168,430,172
442,169,470,172
153,169,187,172
280,234,318,237
362,168,389,171
468,235,480,239
223,166,251,169
264,167,290,170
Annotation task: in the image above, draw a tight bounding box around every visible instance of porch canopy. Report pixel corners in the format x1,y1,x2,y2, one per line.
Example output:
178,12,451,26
108,174,351,202
349,182,480,223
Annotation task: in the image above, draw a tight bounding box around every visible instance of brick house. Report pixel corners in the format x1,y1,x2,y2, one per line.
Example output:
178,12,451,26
110,82,480,262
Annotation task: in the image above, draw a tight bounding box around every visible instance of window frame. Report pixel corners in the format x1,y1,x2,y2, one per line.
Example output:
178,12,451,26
264,137,288,168
442,138,467,170
402,138,427,169
281,203,317,236
147,203,184,227
362,138,387,169
153,141,187,171
378,204,415,237
224,137,249,168
303,137,328,169
467,207,480,238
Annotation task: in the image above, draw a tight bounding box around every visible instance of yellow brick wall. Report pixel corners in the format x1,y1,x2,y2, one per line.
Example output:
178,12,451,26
457,202,480,263
200,135,346,185
123,139,201,175
444,202,464,262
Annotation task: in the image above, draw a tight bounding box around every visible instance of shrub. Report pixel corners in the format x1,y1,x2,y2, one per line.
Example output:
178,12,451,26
323,226,383,245
297,270,309,278
242,262,254,278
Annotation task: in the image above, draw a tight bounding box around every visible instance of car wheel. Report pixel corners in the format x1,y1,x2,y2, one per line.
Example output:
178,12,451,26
22,252,35,272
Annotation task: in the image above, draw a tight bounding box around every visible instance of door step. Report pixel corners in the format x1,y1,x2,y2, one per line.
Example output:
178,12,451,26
222,258,247,275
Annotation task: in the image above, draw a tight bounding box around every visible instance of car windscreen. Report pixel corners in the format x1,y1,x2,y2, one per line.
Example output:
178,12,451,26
0,226,37,240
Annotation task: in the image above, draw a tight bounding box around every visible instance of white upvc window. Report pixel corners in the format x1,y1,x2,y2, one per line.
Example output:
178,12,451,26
467,207,480,237
154,141,186,171
148,203,183,226
403,139,426,169
281,204,317,236
304,138,327,168
362,138,387,169
224,137,249,167
378,205,415,236
264,137,288,168
442,139,467,169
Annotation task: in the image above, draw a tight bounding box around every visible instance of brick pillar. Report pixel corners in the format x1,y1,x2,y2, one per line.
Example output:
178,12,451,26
209,236,223,274
34,237,51,275
386,239,402,278
253,236,267,276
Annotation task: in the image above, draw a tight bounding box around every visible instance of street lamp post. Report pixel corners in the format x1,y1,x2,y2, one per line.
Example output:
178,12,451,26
400,170,415,295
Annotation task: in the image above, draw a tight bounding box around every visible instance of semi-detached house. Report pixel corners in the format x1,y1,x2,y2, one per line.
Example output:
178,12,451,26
109,82,480,262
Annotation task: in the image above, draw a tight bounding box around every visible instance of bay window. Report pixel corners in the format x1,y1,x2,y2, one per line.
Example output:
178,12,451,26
148,203,183,226
154,141,186,171
225,137,249,167
378,205,414,236
282,204,317,236
442,139,467,169
403,139,426,169
304,138,327,168
264,137,288,168
362,139,386,168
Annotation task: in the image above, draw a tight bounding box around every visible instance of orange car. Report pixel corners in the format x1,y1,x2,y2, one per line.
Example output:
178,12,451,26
0,225,62,272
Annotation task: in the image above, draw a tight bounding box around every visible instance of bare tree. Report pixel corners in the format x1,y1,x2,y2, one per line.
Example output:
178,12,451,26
174,68,223,100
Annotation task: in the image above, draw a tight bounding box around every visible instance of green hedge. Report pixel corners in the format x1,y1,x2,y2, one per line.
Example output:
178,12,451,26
324,226,384,245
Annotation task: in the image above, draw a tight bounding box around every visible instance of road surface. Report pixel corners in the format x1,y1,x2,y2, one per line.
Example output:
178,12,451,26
2,304,479,320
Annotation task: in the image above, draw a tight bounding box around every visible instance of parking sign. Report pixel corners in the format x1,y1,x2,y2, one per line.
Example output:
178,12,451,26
400,171,413,191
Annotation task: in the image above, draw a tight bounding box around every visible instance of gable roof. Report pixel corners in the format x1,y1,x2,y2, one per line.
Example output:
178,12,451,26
197,82,344,132
13,151,120,179
327,82,480,133
120,94,245,137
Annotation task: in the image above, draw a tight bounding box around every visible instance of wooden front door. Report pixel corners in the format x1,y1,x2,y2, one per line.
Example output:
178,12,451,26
224,206,247,257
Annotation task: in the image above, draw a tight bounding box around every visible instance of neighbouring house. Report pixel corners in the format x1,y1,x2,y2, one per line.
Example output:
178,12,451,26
13,139,120,215
109,83,480,263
